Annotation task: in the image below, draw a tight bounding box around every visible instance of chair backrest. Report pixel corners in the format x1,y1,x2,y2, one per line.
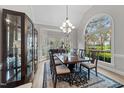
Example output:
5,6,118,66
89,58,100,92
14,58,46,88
59,48,66,54
90,51,98,66
49,51,52,63
79,49,86,58
49,49,66,54
49,51,53,74
49,52,57,75
71,48,78,56
49,49,58,54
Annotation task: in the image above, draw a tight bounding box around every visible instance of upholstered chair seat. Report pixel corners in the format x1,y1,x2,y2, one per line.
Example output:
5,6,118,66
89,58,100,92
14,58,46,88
80,62,96,68
56,65,70,74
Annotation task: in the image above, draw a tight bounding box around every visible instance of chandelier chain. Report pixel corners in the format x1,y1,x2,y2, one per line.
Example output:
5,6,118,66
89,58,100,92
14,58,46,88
66,5,68,20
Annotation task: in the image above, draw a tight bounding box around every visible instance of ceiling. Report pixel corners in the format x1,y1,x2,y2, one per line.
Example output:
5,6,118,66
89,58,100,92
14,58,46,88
31,5,92,28
0,5,92,28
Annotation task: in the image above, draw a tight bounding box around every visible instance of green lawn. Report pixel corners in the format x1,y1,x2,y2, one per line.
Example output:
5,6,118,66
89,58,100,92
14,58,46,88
88,45,111,50
98,52,111,63
86,45,111,63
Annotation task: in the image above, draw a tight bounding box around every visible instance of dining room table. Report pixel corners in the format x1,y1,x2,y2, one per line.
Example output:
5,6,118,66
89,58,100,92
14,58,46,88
54,53,92,86
54,53,92,72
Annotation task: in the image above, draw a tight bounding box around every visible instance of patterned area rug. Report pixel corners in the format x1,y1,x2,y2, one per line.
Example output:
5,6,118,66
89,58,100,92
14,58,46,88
43,61,123,88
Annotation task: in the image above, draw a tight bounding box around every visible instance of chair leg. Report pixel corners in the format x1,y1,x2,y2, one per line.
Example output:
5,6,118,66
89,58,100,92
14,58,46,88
80,65,81,72
54,76,57,88
88,69,90,80
69,74,72,86
50,67,52,75
76,64,77,69
52,73,54,81
52,74,54,83
95,67,97,76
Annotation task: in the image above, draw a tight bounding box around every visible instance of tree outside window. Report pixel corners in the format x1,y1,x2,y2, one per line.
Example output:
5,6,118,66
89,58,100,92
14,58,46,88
85,15,112,63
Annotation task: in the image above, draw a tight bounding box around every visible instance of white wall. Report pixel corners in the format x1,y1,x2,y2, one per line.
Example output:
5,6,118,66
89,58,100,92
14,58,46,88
46,29,78,49
35,24,78,61
70,29,78,49
78,5,124,76
0,5,34,22
35,24,48,61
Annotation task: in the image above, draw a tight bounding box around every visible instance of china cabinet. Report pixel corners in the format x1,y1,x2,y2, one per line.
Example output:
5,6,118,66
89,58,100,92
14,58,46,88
0,9,37,87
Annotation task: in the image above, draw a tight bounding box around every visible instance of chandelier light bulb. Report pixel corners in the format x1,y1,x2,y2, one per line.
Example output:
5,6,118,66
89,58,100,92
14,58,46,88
66,19,70,23
72,26,75,29
60,26,63,29
68,22,72,27
63,29,66,33
68,28,71,33
62,22,66,27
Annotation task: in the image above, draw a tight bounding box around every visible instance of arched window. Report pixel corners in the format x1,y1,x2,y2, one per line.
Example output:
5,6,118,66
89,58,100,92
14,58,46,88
85,14,112,63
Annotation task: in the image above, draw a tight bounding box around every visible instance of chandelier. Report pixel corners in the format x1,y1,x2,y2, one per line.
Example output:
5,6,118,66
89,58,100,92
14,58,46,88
60,5,75,34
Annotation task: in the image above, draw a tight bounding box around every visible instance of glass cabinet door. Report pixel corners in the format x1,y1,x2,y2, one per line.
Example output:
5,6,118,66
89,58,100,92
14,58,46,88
2,9,23,84
25,16,33,79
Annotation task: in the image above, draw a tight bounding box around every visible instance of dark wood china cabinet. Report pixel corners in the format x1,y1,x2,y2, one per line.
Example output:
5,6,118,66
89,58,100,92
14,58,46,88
0,9,38,87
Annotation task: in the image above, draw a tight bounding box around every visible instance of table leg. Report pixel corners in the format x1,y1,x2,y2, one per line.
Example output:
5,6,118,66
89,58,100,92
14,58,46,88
68,64,75,72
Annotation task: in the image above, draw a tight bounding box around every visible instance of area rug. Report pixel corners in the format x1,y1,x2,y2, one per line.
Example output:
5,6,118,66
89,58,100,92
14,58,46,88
43,61,123,88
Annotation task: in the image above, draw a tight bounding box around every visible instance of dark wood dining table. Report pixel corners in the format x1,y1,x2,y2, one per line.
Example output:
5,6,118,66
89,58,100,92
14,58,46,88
54,53,91,86
54,53,91,71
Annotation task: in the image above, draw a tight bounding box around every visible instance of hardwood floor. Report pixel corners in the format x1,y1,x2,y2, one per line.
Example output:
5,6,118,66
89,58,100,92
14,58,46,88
98,67,124,85
32,61,44,88
32,60,124,88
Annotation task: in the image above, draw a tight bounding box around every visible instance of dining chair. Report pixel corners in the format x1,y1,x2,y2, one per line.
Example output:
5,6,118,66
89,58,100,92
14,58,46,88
49,49,62,65
76,49,86,70
80,51,98,80
50,52,71,88
49,51,62,77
